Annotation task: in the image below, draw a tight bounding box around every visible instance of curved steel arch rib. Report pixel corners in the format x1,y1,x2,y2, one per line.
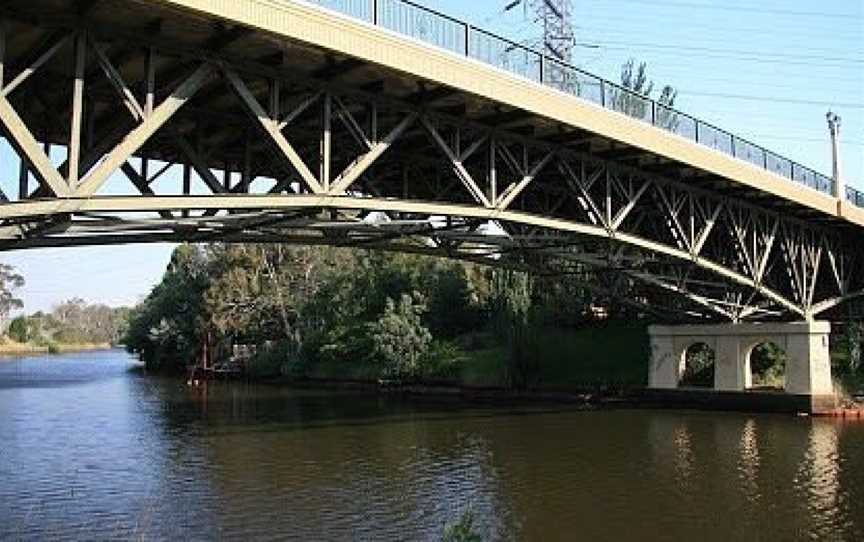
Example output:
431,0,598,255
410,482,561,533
0,193,856,322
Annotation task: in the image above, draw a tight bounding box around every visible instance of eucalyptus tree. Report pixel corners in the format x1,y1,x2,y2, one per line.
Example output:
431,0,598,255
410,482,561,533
0,263,24,331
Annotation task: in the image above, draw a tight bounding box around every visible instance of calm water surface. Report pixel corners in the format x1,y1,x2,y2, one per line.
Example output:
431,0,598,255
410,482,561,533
1,350,863,541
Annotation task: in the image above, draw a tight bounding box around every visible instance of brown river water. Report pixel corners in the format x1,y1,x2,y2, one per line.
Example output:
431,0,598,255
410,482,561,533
1,350,863,541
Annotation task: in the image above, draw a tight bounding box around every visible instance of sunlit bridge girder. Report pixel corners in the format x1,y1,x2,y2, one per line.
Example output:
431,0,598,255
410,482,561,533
0,0,862,323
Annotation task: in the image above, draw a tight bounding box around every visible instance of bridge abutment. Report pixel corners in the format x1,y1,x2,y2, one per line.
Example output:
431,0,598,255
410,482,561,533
648,322,835,409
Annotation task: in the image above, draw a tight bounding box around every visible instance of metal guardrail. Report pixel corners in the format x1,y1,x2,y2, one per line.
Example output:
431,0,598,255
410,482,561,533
847,186,864,208
305,0,851,206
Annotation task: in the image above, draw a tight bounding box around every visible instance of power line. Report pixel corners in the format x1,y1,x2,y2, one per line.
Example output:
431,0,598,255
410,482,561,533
741,134,864,146
596,0,862,20
568,9,864,41
573,22,864,51
582,44,862,69
573,39,863,65
677,90,864,109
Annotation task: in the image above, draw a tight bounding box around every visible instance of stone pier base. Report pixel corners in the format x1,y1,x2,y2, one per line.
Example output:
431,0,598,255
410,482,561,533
648,322,835,410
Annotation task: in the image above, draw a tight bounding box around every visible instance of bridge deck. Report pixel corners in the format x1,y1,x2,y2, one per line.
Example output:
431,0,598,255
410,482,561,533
153,0,861,227
2,0,861,229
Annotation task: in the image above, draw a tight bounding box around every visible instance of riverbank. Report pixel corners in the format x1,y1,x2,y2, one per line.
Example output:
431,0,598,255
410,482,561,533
255,376,864,416
0,338,114,358
236,322,862,414
302,324,652,389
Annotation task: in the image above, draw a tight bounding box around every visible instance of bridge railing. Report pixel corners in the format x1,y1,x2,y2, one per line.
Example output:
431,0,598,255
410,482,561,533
848,187,864,208
302,0,852,206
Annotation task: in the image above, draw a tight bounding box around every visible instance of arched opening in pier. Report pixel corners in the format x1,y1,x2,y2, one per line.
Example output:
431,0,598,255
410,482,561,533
746,342,787,391
679,342,715,388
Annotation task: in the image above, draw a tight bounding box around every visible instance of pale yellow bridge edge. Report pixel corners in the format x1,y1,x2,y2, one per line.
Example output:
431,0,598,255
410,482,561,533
155,0,862,227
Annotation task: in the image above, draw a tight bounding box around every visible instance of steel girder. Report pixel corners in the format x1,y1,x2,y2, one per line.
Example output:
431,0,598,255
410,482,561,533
0,16,860,323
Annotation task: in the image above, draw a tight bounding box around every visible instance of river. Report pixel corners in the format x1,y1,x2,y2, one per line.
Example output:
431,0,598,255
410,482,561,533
0,350,862,541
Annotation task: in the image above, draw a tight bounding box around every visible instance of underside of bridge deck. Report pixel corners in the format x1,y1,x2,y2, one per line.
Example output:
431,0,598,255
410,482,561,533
0,0,862,323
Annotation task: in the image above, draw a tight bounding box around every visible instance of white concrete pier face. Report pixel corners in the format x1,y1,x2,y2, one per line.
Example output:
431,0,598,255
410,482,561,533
648,322,833,396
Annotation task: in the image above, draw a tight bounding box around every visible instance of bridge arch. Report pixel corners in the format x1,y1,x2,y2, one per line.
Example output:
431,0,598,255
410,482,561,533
743,340,788,391
679,342,716,388
0,195,819,321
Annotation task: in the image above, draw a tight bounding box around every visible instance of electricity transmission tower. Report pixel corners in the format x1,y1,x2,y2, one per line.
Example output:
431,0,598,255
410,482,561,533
527,0,575,64
495,0,575,90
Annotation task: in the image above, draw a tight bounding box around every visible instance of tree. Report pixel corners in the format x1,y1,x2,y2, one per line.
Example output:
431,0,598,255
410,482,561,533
426,261,483,338
367,293,432,381
7,316,31,343
489,269,540,390
0,263,24,330
123,244,210,371
842,321,862,374
615,58,678,128
204,244,347,345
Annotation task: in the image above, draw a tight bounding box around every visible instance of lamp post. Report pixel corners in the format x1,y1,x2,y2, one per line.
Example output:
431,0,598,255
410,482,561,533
827,111,843,200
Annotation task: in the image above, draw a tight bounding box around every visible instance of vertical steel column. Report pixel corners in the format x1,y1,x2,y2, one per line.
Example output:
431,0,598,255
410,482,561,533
141,156,149,185
0,20,6,89
68,32,87,188
241,131,252,193
18,156,28,200
270,80,280,121
369,102,378,144
320,93,331,192
144,47,155,118
489,137,497,206
182,163,191,218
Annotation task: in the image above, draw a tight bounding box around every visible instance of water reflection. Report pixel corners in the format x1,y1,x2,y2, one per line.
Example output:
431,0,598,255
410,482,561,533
737,418,761,504
1,352,863,540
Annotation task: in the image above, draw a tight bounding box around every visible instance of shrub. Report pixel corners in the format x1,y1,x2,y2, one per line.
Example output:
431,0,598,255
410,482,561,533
7,316,31,343
442,509,482,542
421,340,467,380
367,293,432,381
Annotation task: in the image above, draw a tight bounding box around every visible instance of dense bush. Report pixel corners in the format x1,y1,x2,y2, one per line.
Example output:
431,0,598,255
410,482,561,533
367,293,432,381
123,242,662,389
7,316,31,343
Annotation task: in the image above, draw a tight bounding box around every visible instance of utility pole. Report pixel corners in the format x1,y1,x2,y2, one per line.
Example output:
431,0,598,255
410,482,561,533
827,111,843,200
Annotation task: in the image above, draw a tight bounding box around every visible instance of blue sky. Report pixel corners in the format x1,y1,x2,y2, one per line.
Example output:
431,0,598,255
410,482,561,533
2,0,862,313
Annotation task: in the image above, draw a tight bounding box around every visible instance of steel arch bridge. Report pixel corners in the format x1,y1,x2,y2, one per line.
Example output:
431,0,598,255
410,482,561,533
0,0,862,323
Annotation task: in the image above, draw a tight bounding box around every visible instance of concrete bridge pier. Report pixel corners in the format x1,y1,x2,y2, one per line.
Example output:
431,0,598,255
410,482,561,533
648,322,835,411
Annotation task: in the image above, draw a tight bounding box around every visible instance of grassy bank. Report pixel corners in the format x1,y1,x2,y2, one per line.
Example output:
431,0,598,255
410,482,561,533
0,337,113,357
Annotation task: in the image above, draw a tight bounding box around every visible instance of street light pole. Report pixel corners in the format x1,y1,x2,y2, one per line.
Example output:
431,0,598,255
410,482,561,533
827,111,843,200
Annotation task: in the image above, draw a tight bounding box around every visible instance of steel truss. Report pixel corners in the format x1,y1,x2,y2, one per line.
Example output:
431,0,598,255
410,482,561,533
0,16,861,323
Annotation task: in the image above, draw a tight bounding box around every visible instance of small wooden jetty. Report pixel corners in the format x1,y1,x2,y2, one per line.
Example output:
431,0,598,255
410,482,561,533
186,336,252,385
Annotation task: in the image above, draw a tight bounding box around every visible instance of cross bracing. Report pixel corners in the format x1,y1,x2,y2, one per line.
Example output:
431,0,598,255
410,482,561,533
0,1,862,323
